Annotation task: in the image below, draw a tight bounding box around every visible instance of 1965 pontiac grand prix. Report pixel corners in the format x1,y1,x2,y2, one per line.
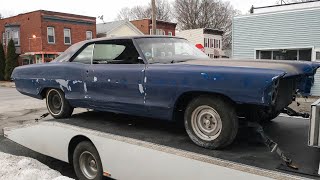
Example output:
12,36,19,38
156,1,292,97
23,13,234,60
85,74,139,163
12,36,320,149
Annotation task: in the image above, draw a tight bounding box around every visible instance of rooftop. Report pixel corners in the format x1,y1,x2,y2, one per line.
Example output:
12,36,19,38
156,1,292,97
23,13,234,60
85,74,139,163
130,18,177,25
250,0,320,14
0,10,96,20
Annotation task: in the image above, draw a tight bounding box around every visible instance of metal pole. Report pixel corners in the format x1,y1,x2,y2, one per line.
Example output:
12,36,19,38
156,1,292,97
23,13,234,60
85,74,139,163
151,0,157,35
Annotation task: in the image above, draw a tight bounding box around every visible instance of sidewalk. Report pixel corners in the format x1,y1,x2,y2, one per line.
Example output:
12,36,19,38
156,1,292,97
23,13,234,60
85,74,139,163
0,81,15,88
289,96,319,114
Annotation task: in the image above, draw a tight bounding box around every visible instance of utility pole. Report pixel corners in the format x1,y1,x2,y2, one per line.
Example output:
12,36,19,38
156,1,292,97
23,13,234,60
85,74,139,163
151,0,157,35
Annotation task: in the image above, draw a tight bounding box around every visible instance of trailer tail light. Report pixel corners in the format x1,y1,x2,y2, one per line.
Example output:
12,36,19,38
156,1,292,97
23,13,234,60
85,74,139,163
309,98,320,147
103,171,111,177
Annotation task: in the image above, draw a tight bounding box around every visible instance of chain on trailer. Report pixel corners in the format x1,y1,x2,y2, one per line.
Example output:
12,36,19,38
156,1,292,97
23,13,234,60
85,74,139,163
247,122,299,170
35,112,50,122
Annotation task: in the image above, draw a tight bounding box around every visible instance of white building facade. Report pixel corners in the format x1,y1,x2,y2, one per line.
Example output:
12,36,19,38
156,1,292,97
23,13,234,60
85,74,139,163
177,28,224,59
233,1,320,96
97,20,144,38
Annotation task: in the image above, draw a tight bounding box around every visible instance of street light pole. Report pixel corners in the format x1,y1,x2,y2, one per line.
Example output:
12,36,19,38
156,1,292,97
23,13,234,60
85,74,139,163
28,36,41,51
151,0,157,35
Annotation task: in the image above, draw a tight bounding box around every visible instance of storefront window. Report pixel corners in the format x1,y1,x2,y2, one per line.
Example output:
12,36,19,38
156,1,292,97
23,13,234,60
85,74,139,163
257,48,311,61
316,52,320,61
299,49,312,61
273,50,297,60
260,51,272,59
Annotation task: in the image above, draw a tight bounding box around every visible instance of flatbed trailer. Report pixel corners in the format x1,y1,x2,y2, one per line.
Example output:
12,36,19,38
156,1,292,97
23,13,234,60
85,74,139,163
3,110,320,180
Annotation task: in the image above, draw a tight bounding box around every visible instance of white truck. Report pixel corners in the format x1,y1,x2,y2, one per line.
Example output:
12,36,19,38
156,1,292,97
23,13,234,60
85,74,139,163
3,103,320,180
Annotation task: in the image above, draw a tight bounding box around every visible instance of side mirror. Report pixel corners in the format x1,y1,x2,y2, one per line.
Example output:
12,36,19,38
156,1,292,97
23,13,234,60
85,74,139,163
138,57,144,64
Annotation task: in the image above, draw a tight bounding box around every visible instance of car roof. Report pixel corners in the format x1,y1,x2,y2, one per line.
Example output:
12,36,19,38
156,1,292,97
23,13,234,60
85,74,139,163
53,35,186,63
86,35,186,43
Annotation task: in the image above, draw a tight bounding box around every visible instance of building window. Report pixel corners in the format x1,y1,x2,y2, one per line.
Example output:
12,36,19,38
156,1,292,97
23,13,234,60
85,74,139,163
2,32,5,46
64,28,71,45
215,40,219,49
299,49,312,61
260,51,272,59
257,49,311,61
12,31,20,46
6,31,10,44
219,40,221,49
204,38,208,47
168,31,172,36
86,31,93,40
47,27,55,44
316,52,320,61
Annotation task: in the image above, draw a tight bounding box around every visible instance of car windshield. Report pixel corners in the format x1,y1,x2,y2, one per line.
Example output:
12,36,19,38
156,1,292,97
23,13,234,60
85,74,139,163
53,41,86,62
135,37,209,64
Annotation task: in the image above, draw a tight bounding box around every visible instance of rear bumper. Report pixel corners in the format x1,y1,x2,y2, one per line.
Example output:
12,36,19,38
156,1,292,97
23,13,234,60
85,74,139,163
308,98,320,147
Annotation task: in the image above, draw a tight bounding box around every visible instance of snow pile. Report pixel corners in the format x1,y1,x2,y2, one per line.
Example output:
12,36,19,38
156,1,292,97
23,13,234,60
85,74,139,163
0,152,74,180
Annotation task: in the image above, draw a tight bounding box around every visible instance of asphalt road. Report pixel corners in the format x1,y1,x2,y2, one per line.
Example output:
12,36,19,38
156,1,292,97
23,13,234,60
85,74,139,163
1,87,320,179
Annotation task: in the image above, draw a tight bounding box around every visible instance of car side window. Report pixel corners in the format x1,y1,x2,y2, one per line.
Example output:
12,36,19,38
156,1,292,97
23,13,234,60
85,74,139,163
92,40,141,64
72,44,94,64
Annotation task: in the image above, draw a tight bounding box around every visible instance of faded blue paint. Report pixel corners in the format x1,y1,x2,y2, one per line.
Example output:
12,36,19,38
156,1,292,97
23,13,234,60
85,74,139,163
10,36,320,121
11,59,320,121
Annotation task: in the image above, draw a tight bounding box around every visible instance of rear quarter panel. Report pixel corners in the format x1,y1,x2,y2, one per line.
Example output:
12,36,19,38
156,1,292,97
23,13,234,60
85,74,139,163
11,62,87,107
145,64,286,120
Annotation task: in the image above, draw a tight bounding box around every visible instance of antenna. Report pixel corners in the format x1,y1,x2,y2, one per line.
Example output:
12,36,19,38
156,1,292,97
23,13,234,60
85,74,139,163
280,0,287,5
98,15,105,23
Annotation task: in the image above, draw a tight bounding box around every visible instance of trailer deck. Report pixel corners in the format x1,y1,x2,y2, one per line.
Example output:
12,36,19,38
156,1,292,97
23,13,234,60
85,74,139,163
4,110,320,179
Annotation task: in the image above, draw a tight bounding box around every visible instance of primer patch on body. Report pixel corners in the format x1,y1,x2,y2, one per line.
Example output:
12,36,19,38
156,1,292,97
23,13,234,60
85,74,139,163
56,79,71,91
138,84,144,94
93,77,97,82
84,82,87,93
73,80,82,84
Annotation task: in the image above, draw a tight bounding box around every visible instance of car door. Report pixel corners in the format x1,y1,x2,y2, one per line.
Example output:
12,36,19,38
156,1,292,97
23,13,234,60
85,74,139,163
84,39,147,116
67,43,94,108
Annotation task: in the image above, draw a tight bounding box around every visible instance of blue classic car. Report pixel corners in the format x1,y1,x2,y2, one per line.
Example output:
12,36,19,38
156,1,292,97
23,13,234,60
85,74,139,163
12,36,320,149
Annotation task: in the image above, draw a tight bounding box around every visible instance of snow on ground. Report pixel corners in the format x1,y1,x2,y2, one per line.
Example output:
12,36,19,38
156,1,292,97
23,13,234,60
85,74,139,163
0,152,73,180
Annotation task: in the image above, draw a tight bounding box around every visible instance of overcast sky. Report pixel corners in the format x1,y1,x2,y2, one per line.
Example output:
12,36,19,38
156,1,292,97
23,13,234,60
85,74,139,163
0,0,277,23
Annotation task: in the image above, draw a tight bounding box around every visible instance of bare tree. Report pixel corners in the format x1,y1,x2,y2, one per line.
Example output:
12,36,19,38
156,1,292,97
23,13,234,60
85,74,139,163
174,0,240,49
116,0,172,21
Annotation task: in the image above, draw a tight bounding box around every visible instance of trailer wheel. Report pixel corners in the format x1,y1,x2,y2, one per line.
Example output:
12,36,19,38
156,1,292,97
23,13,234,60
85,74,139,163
184,95,238,149
46,89,73,119
73,141,103,180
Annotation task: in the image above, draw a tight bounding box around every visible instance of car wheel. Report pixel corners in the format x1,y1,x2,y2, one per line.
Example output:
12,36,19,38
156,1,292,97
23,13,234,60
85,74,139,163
184,95,238,149
46,89,73,119
73,141,103,180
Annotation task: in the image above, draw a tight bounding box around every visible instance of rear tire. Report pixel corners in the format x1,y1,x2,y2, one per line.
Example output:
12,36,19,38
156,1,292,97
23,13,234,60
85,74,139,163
46,89,73,119
73,141,103,180
184,95,238,149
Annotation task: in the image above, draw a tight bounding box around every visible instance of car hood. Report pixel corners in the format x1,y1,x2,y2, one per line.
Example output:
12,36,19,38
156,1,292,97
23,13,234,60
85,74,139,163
180,59,320,77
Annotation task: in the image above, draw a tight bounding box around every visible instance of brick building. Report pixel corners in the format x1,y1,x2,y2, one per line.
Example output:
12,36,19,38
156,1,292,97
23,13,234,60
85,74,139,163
0,10,96,65
130,19,176,36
